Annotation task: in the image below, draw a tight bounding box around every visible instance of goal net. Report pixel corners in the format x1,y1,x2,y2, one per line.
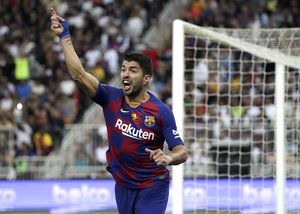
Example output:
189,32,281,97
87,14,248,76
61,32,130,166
171,20,300,214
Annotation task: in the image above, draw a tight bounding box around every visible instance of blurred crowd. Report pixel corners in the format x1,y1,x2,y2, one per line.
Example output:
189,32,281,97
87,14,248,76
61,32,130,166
1,0,300,178
0,0,169,169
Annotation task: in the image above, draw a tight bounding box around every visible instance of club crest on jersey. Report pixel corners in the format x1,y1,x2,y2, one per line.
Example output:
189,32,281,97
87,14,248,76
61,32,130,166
144,116,155,127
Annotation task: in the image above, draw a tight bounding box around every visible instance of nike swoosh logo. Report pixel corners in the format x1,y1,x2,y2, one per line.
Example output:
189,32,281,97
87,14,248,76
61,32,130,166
120,108,130,113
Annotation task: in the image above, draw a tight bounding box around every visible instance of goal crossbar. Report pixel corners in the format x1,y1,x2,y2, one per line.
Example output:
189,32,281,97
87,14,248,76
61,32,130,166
181,21,300,69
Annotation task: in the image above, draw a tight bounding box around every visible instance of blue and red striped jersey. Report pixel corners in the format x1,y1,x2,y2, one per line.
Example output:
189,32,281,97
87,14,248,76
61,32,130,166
91,82,184,189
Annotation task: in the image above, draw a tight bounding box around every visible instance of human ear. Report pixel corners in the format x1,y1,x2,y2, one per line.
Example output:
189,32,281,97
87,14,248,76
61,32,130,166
144,74,151,85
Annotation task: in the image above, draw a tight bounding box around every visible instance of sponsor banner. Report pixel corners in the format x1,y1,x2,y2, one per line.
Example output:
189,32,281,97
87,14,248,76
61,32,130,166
0,179,299,212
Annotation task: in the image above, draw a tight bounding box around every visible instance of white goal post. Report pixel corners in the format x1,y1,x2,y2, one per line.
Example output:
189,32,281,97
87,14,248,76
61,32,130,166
171,19,300,214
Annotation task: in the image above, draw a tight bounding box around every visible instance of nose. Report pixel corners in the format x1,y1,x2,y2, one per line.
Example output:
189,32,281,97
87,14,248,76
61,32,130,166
121,68,130,77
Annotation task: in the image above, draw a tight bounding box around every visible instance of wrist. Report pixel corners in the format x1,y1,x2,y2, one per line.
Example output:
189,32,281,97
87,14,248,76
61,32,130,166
165,155,173,165
58,20,70,39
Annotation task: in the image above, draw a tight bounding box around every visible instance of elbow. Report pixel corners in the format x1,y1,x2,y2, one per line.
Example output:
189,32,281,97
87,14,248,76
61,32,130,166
182,148,188,163
170,145,189,165
175,146,188,165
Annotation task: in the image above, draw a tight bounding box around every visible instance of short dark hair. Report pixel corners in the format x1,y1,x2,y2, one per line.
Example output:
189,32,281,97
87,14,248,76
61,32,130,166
123,53,153,76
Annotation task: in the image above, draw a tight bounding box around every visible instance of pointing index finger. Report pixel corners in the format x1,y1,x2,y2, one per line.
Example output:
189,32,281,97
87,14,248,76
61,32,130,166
145,148,153,153
50,8,65,22
50,8,56,15
145,148,154,159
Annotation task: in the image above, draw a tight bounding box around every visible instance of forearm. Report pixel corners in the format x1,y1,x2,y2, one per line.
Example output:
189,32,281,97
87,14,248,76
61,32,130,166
60,36,85,81
168,145,188,165
59,36,98,97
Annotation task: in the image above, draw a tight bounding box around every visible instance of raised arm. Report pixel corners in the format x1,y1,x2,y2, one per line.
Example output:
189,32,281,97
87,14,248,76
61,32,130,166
50,8,99,97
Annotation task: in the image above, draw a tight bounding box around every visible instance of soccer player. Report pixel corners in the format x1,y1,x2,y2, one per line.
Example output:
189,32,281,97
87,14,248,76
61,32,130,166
50,8,188,214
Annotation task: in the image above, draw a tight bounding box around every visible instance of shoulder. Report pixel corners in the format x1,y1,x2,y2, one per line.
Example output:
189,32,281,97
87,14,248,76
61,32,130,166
91,82,123,106
101,83,122,93
148,92,173,115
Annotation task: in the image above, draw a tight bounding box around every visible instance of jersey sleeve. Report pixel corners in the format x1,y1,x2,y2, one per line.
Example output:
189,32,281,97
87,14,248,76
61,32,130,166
160,105,184,150
90,81,122,107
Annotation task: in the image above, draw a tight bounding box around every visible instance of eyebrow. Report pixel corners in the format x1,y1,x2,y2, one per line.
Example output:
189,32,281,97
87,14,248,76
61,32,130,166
122,65,140,70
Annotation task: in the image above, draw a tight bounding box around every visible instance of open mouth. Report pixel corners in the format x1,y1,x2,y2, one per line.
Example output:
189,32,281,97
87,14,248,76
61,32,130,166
122,80,131,91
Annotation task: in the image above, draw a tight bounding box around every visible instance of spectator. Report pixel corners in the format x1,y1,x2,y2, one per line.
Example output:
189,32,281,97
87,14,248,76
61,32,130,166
74,143,90,167
14,121,33,150
125,4,145,43
16,80,31,101
33,129,53,156
0,91,14,112
0,133,11,167
14,50,30,81
95,138,107,166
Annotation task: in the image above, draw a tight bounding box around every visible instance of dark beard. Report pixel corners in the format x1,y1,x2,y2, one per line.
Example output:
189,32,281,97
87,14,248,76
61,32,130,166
125,83,144,99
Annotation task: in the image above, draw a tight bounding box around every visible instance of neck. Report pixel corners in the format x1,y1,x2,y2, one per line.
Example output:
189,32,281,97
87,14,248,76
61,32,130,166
126,91,150,103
